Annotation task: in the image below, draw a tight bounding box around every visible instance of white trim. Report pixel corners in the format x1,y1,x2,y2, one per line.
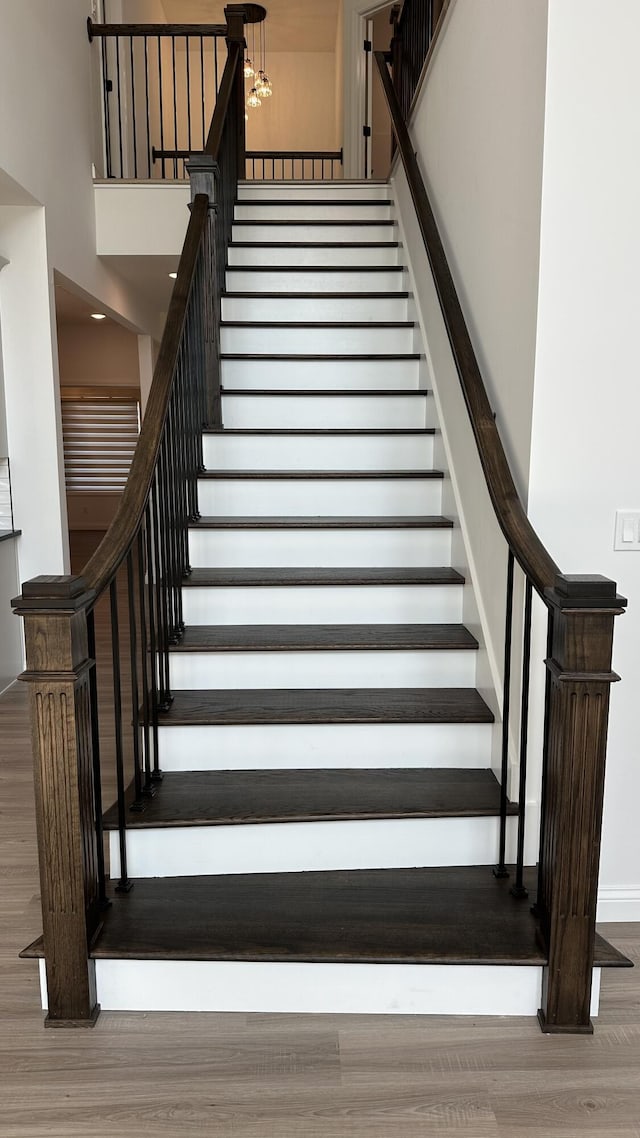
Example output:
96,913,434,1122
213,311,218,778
597,888,640,922
37,960,603,1017
342,0,398,178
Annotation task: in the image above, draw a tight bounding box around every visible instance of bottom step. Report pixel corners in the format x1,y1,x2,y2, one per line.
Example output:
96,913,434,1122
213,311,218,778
25,866,630,1017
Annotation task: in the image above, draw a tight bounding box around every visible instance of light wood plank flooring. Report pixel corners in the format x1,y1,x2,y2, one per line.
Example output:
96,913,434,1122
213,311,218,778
2,664,639,1136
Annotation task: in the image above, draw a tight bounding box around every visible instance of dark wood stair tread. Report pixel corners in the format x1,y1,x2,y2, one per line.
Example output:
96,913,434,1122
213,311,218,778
171,623,478,652
223,291,410,299
229,241,401,248
205,427,434,435
103,769,512,830
232,222,398,230
159,687,494,726
191,515,453,529
183,567,465,587
200,470,443,480
220,388,427,397
21,900,632,967
233,199,389,205
220,321,414,329
219,356,421,363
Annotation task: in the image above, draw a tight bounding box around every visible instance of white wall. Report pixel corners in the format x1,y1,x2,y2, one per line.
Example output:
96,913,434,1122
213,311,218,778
0,0,164,625
529,0,640,918
409,0,548,499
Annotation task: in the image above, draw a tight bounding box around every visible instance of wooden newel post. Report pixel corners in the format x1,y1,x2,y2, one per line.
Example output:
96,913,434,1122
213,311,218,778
13,575,101,1027
538,574,626,1034
225,5,248,180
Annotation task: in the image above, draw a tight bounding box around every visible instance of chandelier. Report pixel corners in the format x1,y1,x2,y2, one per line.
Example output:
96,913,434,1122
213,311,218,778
246,17,273,111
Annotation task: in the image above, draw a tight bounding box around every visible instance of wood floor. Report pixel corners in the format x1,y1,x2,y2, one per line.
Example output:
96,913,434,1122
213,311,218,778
2,679,640,1137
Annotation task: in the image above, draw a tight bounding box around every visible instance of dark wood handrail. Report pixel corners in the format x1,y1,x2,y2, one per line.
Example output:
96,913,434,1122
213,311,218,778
246,150,344,161
205,41,242,157
87,20,227,38
81,195,209,597
374,52,559,597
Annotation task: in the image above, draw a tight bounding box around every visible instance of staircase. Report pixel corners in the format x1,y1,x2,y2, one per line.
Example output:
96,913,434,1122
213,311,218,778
24,180,626,1021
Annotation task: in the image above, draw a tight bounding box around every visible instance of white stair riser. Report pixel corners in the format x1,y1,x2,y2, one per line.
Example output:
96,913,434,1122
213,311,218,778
221,357,421,390
40,959,602,1017
226,268,405,292
221,395,426,430
221,296,409,323
234,203,391,222
237,183,390,201
228,245,400,267
220,326,414,356
169,649,476,690
157,722,493,771
203,433,434,470
197,478,441,517
182,584,463,626
109,817,515,880
232,223,397,243
188,528,452,568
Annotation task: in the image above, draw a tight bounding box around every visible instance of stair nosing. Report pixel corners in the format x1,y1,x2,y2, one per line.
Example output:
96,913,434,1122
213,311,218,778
199,470,443,480
190,515,454,530
204,427,435,434
182,567,465,588
222,291,410,299
220,321,415,329
159,687,495,727
220,388,428,397
170,623,478,654
103,768,511,832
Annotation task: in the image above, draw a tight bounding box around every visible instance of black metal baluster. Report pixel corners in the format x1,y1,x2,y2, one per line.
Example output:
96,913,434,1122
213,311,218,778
102,34,112,177
494,548,514,878
511,577,533,898
136,526,154,798
87,609,109,908
144,35,151,178
144,504,162,782
152,468,173,705
171,36,178,178
167,391,186,636
130,36,138,178
200,36,206,148
159,435,179,646
214,37,219,97
126,549,144,811
110,579,132,892
533,606,555,916
115,35,124,177
158,35,165,178
186,36,192,155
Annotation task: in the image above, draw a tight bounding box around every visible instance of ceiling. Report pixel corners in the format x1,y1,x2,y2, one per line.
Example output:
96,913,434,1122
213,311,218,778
159,0,341,53
55,286,113,326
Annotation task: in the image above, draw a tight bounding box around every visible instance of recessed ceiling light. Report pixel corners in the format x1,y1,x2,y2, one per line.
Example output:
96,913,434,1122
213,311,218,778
169,272,177,279
91,313,106,320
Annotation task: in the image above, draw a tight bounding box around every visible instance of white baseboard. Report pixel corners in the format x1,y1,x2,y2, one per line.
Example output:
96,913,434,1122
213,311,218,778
597,888,640,922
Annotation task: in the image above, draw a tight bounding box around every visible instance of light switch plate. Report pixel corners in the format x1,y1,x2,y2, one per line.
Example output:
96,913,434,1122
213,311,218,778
614,510,640,550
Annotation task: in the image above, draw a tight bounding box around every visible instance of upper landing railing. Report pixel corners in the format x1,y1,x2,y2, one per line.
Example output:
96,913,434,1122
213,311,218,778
88,11,343,181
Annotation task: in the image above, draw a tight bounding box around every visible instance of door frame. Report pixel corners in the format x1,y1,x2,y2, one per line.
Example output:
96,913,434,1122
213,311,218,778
342,0,397,179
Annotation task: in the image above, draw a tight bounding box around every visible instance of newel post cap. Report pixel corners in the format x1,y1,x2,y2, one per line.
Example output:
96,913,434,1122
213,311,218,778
12,575,96,615
545,573,627,612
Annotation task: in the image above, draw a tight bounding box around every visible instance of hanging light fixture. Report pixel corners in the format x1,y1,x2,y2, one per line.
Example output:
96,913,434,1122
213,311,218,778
257,21,273,98
245,21,261,110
